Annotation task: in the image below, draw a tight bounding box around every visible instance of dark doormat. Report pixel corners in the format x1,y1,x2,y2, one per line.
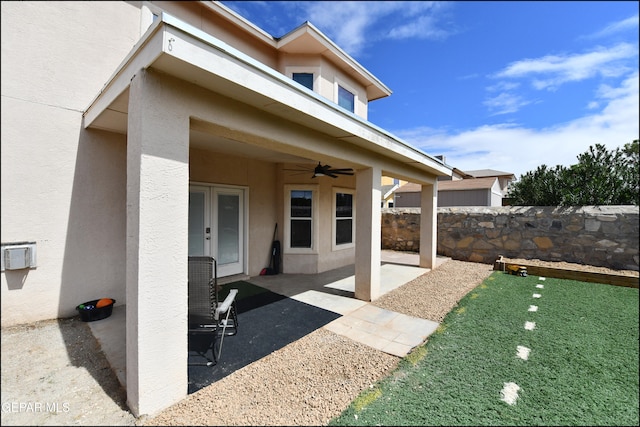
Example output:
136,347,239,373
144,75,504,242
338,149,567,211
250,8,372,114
188,281,341,394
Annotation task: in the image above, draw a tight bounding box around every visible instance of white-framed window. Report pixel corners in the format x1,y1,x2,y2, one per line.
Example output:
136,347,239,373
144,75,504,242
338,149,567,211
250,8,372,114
286,66,320,92
292,72,314,90
332,187,355,250
284,185,319,253
335,77,357,113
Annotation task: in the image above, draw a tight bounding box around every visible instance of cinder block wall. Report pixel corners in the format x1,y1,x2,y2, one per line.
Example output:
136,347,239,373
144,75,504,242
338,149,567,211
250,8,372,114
381,206,639,271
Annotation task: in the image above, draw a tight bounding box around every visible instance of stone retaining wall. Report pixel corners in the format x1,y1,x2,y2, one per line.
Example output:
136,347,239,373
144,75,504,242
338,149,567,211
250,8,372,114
381,206,639,271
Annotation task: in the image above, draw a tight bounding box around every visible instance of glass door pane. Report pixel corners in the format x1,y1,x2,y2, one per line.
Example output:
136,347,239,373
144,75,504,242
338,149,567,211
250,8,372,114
188,189,208,256
217,193,239,265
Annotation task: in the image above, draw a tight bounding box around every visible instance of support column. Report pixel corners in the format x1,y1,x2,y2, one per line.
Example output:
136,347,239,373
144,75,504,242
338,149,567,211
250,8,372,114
126,70,189,417
420,181,438,269
355,166,382,301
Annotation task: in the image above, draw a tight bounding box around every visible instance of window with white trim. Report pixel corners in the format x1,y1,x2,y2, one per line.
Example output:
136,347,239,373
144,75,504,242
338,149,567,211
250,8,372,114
292,72,314,90
335,77,357,113
337,85,355,112
286,66,320,93
284,185,318,253
333,188,355,250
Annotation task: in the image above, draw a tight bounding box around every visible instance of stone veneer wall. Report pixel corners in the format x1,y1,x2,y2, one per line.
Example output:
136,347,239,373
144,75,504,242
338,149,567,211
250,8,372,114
381,206,639,271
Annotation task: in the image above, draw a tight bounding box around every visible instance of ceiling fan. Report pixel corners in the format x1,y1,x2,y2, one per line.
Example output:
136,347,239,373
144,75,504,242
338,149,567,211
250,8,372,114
284,162,354,179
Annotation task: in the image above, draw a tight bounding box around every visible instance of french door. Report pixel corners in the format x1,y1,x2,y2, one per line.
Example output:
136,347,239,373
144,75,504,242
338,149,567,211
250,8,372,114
189,185,246,277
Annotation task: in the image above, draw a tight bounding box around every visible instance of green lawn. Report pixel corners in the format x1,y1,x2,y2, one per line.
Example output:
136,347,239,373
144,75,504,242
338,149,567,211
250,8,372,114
329,272,639,426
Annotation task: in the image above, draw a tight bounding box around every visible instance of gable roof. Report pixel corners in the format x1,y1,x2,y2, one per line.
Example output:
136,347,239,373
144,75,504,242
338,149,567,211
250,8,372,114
465,169,515,179
277,22,392,101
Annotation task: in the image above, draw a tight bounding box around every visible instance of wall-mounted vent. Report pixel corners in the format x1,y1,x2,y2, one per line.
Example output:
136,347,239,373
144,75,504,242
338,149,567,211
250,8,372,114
1,242,37,271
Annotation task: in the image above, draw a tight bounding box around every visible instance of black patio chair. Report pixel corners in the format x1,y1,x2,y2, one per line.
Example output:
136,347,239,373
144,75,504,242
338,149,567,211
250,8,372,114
188,256,239,366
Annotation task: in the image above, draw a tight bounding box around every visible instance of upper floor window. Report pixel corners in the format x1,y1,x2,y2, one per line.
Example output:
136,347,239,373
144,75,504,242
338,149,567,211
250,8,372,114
293,73,314,91
286,66,319,93
338,85,355,113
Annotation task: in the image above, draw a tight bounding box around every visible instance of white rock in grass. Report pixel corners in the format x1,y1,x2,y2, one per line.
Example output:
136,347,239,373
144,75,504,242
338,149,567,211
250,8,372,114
500,382,520,405
528,305,538,312
524,321,536,330
516,345,531,360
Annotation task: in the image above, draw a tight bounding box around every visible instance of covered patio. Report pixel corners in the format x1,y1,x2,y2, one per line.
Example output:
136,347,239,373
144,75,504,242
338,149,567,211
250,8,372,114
87,251,448,394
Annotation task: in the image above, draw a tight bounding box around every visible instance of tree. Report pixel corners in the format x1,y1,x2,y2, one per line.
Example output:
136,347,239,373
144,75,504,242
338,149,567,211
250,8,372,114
507,141,639,206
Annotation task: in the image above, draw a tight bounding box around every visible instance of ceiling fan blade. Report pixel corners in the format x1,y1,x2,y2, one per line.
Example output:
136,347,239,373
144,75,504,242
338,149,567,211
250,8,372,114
325,171,338,178
328,168,354,174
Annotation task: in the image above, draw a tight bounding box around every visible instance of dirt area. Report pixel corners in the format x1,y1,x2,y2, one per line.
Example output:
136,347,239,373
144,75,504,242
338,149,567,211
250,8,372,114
1,317,136,426
500,257,639,277
2,257,637,426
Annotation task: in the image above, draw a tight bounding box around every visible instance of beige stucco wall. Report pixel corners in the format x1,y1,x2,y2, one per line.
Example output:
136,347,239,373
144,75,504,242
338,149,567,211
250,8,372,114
154,0,278,69
1,1,142,326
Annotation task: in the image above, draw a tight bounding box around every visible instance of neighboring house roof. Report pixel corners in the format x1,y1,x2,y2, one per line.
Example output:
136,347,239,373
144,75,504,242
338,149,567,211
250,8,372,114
382,184,399,199
395,182,421,193
397,177,499,193
438,177,499,191
452,168,475,179
465,169,515,179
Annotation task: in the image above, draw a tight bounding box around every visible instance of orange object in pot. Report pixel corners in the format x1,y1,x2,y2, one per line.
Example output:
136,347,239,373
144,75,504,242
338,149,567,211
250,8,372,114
96,298,113,308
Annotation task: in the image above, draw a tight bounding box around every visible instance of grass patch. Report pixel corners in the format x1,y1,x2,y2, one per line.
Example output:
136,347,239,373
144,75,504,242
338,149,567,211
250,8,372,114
352,387,383,413
329,272,639,426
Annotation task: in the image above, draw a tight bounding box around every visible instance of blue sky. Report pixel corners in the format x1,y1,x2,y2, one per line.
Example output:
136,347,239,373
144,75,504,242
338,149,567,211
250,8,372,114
221,1,639,179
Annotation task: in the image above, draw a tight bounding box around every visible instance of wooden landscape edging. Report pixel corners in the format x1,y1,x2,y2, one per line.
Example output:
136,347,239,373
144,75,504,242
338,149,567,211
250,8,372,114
494,259,639,289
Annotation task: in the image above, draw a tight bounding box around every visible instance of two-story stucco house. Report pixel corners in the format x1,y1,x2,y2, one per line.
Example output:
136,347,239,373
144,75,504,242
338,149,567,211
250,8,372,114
1,1,451,417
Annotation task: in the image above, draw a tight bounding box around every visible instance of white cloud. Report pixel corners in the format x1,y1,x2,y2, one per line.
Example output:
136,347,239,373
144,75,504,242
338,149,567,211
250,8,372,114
387,14,450,40
494,43,637,90
300,1,452,55
587,14,639,39
397,72,639,179
483,92,533,115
